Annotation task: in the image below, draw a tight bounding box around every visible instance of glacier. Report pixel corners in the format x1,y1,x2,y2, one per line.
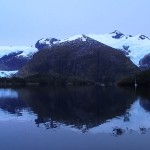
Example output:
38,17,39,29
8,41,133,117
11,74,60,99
38,31,150,67
0,46,38,58
88,31,150,66
0,70,18,78
0,46,38,77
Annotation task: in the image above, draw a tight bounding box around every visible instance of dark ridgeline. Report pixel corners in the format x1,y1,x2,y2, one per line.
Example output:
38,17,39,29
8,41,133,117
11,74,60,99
18,35,138,83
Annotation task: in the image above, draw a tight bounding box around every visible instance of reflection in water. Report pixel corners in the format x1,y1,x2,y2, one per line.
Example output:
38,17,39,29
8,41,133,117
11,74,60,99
0,89,18,98
90,99,150,135
18,86,135,132
0,109,36,122
0,87,150,135
0,89,27,116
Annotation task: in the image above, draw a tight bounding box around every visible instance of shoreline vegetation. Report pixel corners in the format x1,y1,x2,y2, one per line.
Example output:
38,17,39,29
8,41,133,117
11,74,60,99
0,74,95,87
118,70,150,87
0,74,118,87
1,69,150,88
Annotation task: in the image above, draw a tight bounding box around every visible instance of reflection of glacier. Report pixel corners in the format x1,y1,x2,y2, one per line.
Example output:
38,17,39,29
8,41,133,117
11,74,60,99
0,89,18,98
90,99,150,135
0,109,36,122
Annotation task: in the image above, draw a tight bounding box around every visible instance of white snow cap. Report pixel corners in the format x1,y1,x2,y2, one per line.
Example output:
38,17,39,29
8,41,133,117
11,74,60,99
1,30,150,68
0,70,18,78
0,46,38,58
59,34,87,43
39,38,51,45
88,31,150,66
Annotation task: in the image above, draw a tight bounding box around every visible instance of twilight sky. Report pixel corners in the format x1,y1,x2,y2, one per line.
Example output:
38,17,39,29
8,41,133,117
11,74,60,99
0,0,150,45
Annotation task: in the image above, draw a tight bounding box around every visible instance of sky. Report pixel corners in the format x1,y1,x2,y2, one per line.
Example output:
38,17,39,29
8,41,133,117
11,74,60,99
0,0,150,45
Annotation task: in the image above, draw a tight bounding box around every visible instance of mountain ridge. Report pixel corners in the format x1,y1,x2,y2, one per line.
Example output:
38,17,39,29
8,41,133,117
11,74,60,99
0,30,149,78
18,35,139,83
36,30,150,68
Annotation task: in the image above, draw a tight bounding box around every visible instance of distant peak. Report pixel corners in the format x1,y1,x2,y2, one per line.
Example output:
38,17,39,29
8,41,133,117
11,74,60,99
111,30,123,35
110,30,124,39
139,35,150,40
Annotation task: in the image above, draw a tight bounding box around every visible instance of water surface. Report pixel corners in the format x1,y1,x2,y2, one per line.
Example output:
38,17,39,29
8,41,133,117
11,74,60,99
0,86,150,150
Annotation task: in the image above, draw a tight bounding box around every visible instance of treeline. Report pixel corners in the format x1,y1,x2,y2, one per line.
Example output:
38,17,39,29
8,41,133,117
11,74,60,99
118,70,150,87
0,74,94,87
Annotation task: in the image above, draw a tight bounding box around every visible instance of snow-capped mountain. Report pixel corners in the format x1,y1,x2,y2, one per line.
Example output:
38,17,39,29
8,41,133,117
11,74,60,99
35,34,107,49
38,31,150,69
0,46,38,77
88,30,150,67
19,34,138,83
1,30,150,77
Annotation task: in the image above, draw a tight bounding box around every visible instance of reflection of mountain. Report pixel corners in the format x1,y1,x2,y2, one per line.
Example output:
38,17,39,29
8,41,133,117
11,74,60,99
18,86,135,131
90,99,150,136
0,89,26,115
0,89,18,98
2,87,150,134
0,87,134,131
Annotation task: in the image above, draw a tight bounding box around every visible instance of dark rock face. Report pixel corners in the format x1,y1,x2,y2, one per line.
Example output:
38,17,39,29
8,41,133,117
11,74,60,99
122,45,130,55
140,98,150,112
128,35,133,37
139,35,150,40
123,45,129,51
139,53,150,70
111,30,124,39
35,38,59,50
0,52,30,71
19,36,138,83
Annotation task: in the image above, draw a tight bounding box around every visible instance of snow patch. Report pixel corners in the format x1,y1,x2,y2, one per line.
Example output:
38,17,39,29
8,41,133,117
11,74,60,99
0,46,38,58
0,109,36,122
39,38,51,45
59,34,87,43
0,70,18,77
88,33,150,66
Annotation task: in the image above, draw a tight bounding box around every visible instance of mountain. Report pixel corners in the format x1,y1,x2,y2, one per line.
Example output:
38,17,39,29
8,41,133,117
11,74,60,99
0,46,38,77
36,31,150,69
88,30,150,68
1,30,149,78
18,35,138,83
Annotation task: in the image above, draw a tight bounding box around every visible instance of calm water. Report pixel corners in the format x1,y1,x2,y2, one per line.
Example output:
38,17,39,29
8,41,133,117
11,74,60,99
0,86,150,150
